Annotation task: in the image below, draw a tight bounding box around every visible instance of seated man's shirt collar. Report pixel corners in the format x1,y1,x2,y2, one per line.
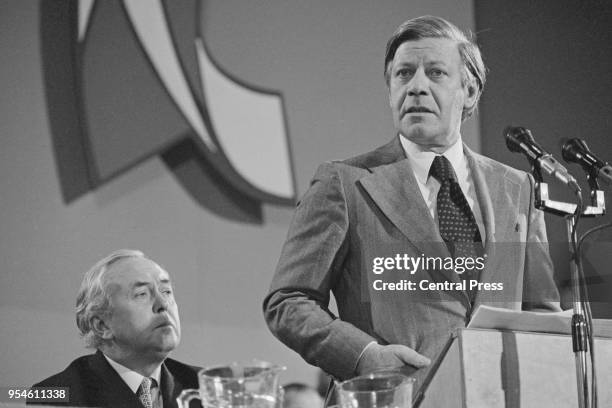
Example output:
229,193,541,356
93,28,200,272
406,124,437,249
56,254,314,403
103,354,163,393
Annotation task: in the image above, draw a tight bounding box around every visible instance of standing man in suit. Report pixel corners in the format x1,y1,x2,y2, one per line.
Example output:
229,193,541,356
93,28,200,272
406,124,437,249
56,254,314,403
29,249,199,407
263,15,560,388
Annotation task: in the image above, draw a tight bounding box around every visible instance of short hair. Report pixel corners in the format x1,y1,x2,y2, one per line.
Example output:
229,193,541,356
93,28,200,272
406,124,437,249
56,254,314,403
384,15,487,120
75,249,145,348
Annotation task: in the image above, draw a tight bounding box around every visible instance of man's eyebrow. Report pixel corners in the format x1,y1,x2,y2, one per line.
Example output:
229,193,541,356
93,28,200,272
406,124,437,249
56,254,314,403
392,61,415,70
131,281,151,289
129,278,172,289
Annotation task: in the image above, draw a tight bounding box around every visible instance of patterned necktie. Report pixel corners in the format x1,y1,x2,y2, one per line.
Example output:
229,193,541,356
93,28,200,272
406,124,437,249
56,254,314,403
430,155,483,299
138,377,153,408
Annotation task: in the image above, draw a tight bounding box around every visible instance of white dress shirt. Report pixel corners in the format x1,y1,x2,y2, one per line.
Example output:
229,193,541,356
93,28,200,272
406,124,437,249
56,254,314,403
104,354,163,407
399,134,486,244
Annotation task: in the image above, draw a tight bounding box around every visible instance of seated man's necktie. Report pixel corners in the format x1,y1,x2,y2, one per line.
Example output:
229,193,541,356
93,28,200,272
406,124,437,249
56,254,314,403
429,155,484,299
138,377,154,408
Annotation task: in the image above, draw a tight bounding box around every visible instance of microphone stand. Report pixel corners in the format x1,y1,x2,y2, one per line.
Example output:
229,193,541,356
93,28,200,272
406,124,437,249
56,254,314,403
532,163,605,408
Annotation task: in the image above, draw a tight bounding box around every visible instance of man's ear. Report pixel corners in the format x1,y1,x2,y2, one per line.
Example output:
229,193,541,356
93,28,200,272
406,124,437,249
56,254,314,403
464,81,478,111
92,315,113,340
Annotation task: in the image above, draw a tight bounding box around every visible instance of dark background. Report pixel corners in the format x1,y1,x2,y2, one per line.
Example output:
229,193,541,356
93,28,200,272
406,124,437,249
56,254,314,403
476,0,612,315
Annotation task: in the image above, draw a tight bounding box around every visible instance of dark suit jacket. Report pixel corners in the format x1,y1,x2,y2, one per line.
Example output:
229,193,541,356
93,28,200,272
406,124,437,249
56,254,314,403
28,350,200,407
263,136,560,387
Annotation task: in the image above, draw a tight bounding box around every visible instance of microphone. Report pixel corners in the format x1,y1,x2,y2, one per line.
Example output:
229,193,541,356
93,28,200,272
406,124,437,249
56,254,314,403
562,138,612,185
504,126,580,191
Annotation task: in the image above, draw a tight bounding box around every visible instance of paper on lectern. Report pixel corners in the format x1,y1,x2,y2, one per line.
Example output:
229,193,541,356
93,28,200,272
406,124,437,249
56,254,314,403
467,305,612,338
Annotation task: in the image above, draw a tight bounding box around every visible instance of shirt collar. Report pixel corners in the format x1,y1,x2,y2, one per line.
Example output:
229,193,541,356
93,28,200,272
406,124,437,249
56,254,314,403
399,134,467,184
103,354,162,393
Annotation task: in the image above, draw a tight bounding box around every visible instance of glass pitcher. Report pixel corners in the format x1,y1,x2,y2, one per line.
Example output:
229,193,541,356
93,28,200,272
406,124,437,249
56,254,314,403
336,372,414,408
177,360,286,408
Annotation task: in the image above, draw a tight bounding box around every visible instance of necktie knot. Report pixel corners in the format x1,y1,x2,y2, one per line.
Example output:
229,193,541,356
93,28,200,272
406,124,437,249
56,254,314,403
430,155,456,183
138,377,154,408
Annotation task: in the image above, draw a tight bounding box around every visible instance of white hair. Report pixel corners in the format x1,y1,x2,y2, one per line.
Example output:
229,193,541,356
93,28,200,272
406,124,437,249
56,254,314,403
75,249,145,348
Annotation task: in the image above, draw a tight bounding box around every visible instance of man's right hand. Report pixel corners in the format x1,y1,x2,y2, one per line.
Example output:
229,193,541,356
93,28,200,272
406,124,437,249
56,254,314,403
355,343,431,375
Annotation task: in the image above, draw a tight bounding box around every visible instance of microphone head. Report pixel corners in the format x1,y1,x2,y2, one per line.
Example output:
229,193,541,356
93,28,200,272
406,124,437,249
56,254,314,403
561,138,601,170
504,126,534,153
561,138,589,164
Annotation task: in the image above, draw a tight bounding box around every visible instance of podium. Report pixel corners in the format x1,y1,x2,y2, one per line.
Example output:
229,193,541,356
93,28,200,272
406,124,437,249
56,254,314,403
417,328,612,408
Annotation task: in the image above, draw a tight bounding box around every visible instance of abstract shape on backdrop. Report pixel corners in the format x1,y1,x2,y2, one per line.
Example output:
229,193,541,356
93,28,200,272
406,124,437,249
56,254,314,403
40,0,297,223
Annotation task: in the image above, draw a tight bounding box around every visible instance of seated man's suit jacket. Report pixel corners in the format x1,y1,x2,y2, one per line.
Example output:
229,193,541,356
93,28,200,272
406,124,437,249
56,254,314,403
263,136,560,387
28,350,200,407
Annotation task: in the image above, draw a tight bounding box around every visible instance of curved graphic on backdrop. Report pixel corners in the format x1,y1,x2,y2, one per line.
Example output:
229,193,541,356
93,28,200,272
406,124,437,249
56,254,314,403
122,0,213,151
77,0,95,41
41,0,296,216
195,38,295,200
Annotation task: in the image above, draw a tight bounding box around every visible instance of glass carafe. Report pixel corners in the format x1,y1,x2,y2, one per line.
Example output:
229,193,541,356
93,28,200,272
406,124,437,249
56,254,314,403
336,372,414,408
177,360,285,408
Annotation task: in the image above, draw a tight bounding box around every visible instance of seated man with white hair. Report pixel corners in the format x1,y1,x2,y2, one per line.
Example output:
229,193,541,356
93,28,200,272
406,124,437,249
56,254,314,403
28,249,199,408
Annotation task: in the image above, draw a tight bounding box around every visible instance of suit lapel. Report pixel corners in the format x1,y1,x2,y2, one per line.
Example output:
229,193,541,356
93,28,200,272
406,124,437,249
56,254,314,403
161,362,181,408
358,138,465,292
88,350,144,408
464,146,497,254
359,140,449,256
465,146,521,304
359,160,444,253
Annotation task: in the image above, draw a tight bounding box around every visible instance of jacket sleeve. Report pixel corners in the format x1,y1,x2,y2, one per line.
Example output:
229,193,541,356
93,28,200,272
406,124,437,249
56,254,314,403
263,162,375,380
522,173,562,311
